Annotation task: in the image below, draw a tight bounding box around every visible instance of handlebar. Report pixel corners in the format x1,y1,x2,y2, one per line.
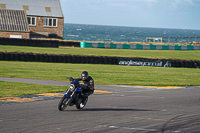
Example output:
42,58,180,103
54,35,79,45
67,77,74,81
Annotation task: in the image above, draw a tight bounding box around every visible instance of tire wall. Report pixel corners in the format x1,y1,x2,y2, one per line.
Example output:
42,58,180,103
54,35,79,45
0,52,199,68
0,37,80,48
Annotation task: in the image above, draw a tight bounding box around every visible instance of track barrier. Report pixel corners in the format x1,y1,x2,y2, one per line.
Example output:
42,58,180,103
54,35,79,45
0,52,199,68
1,37,199,50
0,37,80,48
80,42,200,50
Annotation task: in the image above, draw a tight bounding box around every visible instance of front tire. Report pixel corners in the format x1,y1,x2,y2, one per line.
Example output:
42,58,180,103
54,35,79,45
58,96,70,111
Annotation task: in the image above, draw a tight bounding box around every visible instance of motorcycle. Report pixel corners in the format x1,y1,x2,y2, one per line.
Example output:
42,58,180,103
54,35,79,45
58,78,88,111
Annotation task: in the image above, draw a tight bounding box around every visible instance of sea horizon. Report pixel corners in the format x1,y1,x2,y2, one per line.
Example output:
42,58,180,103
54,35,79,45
65,23,200,31
63,23,200,43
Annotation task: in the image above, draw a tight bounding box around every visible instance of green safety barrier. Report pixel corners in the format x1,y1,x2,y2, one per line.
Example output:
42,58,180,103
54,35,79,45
110,43,117,48
150,44,157,50
187,45,194,50
136,44,143,49
162,45,169,50
98,43,104,48
80,42,200,50
175,45,182,50
123,44,130,49
80,42,92,48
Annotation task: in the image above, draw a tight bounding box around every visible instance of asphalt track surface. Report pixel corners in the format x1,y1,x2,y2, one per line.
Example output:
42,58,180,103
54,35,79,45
0,77,200,133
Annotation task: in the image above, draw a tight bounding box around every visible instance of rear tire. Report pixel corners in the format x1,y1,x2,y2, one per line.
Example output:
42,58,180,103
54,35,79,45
58,96,70,111
76,97,88,109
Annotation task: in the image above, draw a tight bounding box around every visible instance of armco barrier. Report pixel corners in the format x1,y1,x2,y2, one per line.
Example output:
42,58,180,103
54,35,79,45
59,41,80,47
0,38,81,48
0,38,59,48
80,42,200,50
0,52,199,68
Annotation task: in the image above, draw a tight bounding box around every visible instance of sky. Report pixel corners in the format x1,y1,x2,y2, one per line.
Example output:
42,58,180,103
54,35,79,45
60,0,200,30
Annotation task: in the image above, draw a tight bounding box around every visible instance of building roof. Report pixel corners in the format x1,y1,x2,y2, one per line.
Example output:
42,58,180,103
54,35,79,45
0,0,63,18
0,9,29,32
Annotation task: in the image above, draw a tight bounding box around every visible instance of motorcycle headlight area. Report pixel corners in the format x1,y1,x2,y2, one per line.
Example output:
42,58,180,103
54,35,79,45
69,84,75,91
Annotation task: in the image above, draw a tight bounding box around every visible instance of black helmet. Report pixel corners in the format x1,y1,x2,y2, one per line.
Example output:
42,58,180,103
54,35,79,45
81,71,89,81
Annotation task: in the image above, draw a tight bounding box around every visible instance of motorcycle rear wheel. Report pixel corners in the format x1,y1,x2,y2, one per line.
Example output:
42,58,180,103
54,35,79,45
58,96,70,111
76,97,88,109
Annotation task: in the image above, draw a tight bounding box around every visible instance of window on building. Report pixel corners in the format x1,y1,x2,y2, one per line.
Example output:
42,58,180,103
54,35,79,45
44,18,57,27
23,5,29,11
27,17,36,26
0,4,6,9
45,7,51,12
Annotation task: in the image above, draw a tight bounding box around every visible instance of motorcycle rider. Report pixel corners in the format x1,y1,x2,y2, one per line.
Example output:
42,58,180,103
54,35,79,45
76,71,94,98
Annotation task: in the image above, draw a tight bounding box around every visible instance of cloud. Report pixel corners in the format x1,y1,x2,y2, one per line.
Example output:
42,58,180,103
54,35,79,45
170,0,195,8
147,0,157,4
146,0,157,7
60,0,200,29
184,0,195,5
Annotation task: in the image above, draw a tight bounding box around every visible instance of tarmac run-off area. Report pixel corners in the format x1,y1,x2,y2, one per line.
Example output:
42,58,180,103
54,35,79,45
0,77,200,133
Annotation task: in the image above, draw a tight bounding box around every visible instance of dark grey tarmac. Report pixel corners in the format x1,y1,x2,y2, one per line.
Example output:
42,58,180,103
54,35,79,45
0,77,200,133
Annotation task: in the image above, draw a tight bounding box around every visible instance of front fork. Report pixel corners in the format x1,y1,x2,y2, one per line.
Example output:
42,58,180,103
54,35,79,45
64,89,76,105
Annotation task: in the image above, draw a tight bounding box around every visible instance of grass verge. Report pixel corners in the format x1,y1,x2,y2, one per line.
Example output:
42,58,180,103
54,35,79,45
0,81,66,98
1,61,200,86
1,61,200,97
0,45,200,60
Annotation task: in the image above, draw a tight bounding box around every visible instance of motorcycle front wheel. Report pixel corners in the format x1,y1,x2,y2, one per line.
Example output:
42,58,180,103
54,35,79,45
76,97,88,109
58,96,70,111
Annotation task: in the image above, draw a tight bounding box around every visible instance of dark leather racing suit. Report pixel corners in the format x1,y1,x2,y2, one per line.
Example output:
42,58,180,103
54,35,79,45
76,76,94,97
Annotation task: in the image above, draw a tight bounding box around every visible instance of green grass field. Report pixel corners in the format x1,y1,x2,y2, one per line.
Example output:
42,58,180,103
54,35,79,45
1,61,200,85
0,81,66,98
1,61,200,97
1,45,200,60
0,45,200,97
